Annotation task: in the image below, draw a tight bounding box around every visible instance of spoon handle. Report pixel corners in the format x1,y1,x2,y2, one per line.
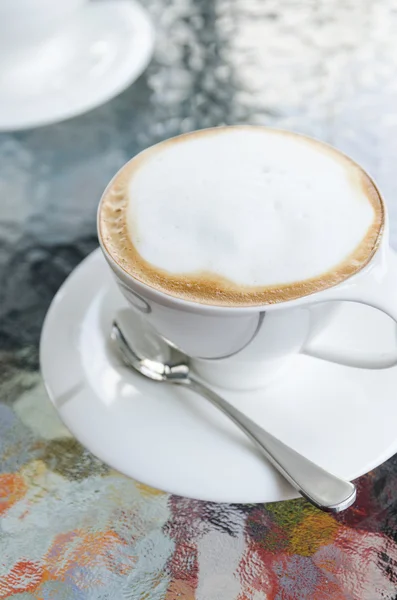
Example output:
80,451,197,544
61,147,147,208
185,376,356,512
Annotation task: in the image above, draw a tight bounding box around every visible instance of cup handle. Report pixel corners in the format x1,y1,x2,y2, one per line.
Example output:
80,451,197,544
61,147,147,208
302,248,397,369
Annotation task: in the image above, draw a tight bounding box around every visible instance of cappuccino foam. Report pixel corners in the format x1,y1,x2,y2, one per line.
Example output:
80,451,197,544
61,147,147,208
99,127,383,306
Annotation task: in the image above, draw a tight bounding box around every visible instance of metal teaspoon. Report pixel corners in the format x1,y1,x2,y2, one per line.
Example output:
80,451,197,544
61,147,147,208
111,320,356,512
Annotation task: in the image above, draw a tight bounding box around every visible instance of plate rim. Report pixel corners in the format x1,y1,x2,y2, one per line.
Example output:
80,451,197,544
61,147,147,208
0,0,155,131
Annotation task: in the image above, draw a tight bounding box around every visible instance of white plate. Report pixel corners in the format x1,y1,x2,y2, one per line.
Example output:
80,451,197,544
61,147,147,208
40,249,397,503
0,0,154,131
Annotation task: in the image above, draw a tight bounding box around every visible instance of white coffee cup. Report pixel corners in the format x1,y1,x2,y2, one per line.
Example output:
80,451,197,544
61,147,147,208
0,0,86,65
98,135,397,390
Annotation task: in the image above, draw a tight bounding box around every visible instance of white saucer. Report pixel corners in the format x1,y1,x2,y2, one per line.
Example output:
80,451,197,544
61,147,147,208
0,0,154,131
40,249,397,504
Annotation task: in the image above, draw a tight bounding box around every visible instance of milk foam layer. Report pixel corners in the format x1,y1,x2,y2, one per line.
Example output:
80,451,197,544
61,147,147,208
99,127,383,306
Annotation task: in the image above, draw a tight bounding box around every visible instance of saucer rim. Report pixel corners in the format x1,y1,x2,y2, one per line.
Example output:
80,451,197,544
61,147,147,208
0,0,155,131
40,248,397,503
